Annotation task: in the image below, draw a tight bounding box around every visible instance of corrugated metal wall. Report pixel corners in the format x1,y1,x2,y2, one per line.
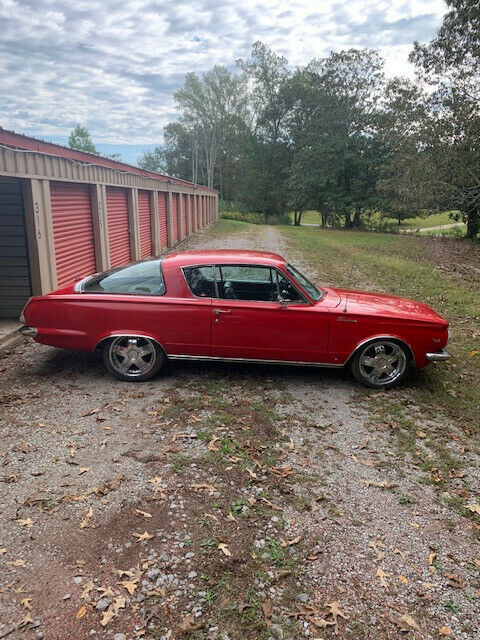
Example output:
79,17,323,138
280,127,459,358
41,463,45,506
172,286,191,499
50,182,96,288
138,190,152,259
0,178,31,318
106,187,131,268
181,194,187,238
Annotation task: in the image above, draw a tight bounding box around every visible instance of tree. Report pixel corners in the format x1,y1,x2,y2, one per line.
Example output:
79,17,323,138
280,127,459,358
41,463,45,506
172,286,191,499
138,146,167,174
67,124,98,154
409,0,480,238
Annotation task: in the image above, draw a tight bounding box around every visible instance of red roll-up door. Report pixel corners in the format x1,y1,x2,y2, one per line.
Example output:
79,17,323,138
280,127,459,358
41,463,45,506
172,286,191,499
106,187,130,268
138,190,152,259
50,182,96,287
171,194,179,243
188,195,194,232
158,192,168,247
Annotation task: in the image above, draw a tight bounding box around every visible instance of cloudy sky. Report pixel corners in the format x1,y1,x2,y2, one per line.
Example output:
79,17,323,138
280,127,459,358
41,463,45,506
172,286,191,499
0,0,446,163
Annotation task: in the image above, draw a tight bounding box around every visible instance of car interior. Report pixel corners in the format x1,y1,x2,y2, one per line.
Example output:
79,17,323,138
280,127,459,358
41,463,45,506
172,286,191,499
183,265,305,302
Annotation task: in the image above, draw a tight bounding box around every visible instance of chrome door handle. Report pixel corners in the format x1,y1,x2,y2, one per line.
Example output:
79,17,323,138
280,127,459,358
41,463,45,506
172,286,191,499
214,308,231,315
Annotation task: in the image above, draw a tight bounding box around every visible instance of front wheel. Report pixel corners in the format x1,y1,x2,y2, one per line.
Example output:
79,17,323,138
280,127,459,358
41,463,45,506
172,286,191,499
350,339,411,389
103,336,164,381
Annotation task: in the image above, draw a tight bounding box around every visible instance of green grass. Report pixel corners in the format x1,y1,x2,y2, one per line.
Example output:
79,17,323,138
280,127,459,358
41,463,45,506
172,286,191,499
210,218,249,236
280,225,480,433
400,210,458,229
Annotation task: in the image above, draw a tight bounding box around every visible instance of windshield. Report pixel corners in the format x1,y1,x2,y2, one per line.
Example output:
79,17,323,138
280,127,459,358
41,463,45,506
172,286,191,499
286,263,322,301
80,259,165,295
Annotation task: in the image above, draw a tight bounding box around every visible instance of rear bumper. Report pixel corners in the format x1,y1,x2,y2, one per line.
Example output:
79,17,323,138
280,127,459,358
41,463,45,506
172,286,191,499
19,325,38,338
425,349,450,362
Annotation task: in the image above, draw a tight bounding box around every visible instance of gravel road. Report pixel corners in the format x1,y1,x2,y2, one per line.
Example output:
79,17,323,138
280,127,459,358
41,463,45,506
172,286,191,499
0,223,478,640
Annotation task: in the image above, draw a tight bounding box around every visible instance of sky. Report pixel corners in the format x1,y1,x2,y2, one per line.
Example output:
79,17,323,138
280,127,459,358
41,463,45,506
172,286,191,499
0,0,446,164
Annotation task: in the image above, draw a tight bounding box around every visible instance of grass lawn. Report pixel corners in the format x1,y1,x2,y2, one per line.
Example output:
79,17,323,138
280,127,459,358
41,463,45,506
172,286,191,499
280,225,480,435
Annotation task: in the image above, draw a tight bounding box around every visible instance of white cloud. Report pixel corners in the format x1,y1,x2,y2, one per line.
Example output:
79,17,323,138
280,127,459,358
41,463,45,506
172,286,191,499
0,0,446,143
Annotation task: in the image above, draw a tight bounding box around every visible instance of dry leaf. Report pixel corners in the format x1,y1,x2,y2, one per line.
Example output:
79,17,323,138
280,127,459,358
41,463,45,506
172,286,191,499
133,531,154,542
376,567,389,590
78,467,90,475
218,543,232,557
207,437,220,452
428,552,437,566
191,482,217,496
134,509,152,519
18,612,33,628
408,521,420,528
262,598,273,618
119,579,138,595
80,580,95,602
416,430,427,438
466,503,480,516
80,506,93,528
100,595,125,626
363,479,392,488
16,518,34,527
148,476,163,485
281,535,301,547
82,408,100,416
438,626,451,636
325,601,348,631
6,559,26,567
445,573,466,588
20,597,32,610
177,613,202,635
0,548,6,555
398,575,409,585
76,605,87,620
396,613,419,632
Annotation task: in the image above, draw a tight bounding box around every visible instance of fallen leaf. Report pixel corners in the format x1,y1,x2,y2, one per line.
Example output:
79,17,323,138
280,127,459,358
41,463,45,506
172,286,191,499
18,612,33,628
416,430,427,438
177,613,202,635
80,580,95,602
398,575,409,585
262,598,273,618
325,601,348,632
428,552,437,566
218,543,232,557
396,613,419,632
78,467,90,475
134,509,152,519
469,349,478,358
20,597,32,610
445,572,466,588
133,531,154,542
363,479,392,488
148,476,163,485
100,595,125,626
6,559,25,567
119,579,138,595
82,408,100,416
0,548,6,555
438,626,452,636
376,567,389,590
76,605,87,620
281,535,301,547
80,506,93,528
408,521,420,528
466,503,480,516
16,518,34,527
207,437,220,452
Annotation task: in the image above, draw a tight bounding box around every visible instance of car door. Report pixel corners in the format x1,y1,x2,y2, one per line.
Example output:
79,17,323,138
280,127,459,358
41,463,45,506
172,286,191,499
211,264,329,363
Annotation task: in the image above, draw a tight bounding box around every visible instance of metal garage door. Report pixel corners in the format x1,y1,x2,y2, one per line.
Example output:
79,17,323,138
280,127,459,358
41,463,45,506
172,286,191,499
0,178,31,318
188,195,194,232
138,190,152,259
50,182,96,288
106,187,131,268
158,192,168,248
171,194,179,244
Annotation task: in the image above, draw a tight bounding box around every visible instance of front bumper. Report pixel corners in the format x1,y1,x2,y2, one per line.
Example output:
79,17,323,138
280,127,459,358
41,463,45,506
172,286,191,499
426,349,450,362
19,325,38,338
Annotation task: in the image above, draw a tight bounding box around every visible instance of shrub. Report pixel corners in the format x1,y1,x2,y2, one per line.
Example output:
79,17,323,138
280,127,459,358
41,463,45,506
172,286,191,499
219,211,291,225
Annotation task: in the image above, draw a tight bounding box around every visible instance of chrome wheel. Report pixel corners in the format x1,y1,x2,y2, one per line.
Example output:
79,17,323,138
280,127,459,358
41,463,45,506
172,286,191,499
108,336,157,378
358,341,407,386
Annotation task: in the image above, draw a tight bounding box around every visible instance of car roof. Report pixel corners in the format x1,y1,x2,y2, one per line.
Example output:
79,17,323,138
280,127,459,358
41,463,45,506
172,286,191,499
163,250,286,268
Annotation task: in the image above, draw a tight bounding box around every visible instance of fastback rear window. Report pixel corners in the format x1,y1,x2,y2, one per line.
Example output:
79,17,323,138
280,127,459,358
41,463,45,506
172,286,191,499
80,259,165,295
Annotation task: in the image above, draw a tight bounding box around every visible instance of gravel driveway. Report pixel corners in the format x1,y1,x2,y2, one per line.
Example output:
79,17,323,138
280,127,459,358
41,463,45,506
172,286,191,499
0,223,478,640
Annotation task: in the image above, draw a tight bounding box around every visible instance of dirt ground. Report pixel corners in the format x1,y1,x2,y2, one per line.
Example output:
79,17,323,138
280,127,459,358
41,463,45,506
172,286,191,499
0,224,479,640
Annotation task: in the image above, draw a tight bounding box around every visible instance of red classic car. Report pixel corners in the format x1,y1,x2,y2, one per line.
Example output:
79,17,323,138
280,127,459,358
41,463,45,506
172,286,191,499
20,250,450,388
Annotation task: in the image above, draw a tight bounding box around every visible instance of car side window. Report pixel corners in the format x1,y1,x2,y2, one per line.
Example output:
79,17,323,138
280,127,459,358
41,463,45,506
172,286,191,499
81,259,165,295
216,265,279,302
183,266,217,298
276,272,305,303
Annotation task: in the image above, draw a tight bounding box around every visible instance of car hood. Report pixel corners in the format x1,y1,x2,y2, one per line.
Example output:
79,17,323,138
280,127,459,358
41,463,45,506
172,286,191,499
330,288,448,325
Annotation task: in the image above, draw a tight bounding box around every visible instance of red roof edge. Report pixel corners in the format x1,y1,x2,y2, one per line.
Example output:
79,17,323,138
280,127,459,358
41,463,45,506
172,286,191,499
0,127,216,193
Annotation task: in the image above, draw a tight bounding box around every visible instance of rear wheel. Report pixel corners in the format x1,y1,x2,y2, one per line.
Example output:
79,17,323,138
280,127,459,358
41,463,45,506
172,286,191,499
103,336,164,381
351,339,411,389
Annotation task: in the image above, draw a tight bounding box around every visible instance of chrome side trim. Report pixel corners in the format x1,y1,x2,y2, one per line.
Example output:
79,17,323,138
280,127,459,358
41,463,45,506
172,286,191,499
168,354,343,368
426,349,450,362
347,335,416,367
95,333,164,350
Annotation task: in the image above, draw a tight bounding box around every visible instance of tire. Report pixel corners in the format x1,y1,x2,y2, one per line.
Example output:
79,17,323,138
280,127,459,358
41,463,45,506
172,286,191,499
103,336,165,382
350,339,412,389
